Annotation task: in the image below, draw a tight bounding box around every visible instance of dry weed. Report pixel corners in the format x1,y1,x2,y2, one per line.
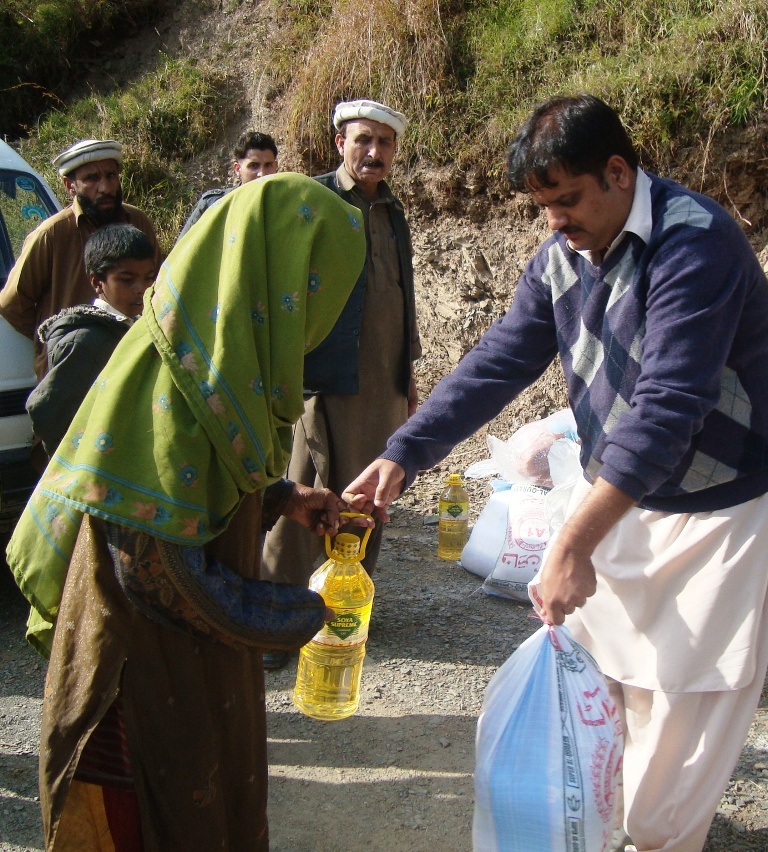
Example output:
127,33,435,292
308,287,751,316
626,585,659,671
284,0,450,171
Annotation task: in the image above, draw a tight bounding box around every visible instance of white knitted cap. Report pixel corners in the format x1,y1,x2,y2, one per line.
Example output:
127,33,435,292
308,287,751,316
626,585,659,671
333,100,407,136
53,139,124,177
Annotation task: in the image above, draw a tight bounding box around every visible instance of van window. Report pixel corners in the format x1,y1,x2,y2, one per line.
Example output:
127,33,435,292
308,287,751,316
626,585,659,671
0,170,60,287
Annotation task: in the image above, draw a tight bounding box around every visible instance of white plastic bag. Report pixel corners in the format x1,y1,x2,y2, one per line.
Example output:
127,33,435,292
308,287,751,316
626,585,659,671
461,484,548,583
462,410,583,602
473,622,623,852
465,409,579,488
545,437,583,532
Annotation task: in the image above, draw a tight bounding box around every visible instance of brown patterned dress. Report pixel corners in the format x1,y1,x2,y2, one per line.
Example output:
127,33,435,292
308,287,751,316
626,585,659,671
41,490,324,851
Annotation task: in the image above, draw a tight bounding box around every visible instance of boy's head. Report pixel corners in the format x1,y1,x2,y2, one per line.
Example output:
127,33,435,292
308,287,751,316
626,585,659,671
84,223,156,317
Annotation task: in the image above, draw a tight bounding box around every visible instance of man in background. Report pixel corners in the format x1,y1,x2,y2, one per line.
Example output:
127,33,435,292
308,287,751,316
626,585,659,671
178,130,278,238
260,99,421,669
0,138,161,379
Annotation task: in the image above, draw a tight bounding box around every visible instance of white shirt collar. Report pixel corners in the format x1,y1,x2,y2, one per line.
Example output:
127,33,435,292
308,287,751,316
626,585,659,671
571,168,652,263
93,297,135,323
615,167,652,249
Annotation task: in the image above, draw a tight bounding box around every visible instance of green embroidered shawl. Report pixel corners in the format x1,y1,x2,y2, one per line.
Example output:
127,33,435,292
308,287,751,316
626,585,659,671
8,172,365,655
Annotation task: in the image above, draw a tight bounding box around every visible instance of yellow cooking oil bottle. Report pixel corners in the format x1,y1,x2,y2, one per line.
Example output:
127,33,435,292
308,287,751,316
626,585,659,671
293,513,374,720
437,472,469,561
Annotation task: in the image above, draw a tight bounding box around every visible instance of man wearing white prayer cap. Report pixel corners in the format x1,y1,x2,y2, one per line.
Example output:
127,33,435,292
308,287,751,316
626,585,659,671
53,138,125,177
0,138,160,380
260,98,421,669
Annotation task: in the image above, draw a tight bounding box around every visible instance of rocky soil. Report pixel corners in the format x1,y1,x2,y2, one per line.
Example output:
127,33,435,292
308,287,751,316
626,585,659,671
2,437,768,852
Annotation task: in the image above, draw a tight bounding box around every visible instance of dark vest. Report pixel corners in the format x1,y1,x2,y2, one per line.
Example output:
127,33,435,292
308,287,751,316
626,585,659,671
303,171,415,396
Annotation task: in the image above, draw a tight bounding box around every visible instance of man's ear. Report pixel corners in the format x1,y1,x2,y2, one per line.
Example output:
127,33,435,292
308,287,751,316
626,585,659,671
605,155,633,190
90,272,104,296
334,132,346,158
232,160,241,179
62,176,77,199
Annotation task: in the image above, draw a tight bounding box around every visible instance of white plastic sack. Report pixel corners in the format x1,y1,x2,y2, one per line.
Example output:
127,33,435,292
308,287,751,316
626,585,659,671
461,484,548,584
464,484,549,602
473,623,623,852
545,437,583,532
462,410,583,602
465,409,579,488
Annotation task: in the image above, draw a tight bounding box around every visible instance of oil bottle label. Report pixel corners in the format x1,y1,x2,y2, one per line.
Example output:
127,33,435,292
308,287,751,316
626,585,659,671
313,608,369,647
440,501,468,521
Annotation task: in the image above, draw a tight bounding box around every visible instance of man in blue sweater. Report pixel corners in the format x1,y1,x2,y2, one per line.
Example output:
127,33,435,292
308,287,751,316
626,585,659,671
344,95,768,852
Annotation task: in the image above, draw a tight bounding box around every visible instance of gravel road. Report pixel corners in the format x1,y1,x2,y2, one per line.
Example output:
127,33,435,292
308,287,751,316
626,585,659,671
2,445,768,851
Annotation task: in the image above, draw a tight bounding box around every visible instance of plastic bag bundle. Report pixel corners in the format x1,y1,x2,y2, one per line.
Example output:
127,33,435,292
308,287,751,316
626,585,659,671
473,623,623,852
461,410,582,600
465,409,580,488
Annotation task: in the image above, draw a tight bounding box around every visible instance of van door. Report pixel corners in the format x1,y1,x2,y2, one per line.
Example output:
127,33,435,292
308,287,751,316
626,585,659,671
0,145,61,533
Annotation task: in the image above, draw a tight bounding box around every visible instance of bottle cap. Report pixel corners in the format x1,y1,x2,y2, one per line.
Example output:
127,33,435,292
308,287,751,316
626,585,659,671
332,533,361,560
445,472,464,485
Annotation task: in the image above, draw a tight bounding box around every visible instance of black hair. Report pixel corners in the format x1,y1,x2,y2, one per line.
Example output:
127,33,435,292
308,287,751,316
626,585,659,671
507,94,639,191
84,223,154,278
233,131,278,160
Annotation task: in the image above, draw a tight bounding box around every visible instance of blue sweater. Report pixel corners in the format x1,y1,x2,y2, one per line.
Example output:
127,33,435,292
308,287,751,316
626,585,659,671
384,173,768,512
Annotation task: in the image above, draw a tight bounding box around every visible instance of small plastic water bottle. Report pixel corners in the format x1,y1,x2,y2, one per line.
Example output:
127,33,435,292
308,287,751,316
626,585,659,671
293,514,374,721
437,473,469,561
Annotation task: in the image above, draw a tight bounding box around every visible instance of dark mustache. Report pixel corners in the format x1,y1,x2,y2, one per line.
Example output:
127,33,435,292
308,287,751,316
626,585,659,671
362,159,385,168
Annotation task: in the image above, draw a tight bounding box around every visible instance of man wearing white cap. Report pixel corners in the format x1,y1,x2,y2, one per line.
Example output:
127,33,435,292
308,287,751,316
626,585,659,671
260,99,421,668
0,138,161,379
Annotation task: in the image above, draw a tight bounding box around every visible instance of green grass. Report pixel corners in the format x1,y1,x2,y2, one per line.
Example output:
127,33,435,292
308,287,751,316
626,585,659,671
1,0,167,136
459,0,767,174
17,54,235,253
265,0,768,186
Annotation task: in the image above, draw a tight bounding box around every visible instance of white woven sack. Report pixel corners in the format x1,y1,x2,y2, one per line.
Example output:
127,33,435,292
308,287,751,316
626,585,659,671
473,623,623,852
460,484,549,586
480,484,550,601
460,487,517,580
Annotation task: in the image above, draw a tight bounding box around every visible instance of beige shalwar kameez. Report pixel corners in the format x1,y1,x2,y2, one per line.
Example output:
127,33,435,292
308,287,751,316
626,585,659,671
262,179,416,581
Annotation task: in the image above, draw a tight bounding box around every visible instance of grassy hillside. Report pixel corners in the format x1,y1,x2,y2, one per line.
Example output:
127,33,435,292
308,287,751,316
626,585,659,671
1,0,166,134
4,0,767,252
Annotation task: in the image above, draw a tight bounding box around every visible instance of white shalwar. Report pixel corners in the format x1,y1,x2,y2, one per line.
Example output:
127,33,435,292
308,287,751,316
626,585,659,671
563,476,768,851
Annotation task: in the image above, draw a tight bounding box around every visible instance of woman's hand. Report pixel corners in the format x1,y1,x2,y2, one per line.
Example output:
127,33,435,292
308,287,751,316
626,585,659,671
282,483,374,537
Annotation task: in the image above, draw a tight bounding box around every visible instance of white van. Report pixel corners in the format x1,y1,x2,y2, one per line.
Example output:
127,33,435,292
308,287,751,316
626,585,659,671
0,140,61,534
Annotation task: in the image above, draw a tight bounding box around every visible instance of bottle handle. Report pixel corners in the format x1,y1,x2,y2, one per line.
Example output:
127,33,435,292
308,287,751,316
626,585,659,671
325,511,374,560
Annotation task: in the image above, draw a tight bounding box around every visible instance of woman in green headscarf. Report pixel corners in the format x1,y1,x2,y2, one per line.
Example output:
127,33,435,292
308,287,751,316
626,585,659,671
7,173,366,851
